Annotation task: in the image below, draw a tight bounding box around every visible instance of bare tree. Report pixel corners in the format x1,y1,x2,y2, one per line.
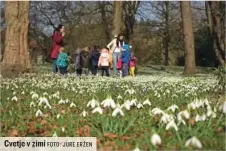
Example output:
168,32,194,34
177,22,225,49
206,1,225,66
2,1,32,75
111,1,123,37
180,1,196,75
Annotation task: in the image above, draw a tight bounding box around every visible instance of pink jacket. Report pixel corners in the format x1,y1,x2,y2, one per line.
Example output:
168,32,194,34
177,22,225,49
117,57,122,70
98,52,109,67
130,57,137,67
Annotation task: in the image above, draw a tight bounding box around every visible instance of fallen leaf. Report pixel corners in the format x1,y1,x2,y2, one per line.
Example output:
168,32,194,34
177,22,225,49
188,118,195,126
8,129,19,136
76,125,90,137
103,133,118,139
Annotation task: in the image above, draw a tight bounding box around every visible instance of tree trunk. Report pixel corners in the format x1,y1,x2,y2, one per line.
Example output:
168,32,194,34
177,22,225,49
111,1,123,37
180,1,196,75
164,1,169,66
99,1,110,43
2,1,32,75
208,1,225,66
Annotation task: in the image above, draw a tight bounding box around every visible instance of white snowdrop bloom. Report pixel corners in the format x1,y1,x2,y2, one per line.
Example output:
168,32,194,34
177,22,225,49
195,114,205,122
65,99,70,104
177,110,190,123
201,114,207,121
122,100,131,110
185,136,202,149
43,92,48,96
35,109,43,117
61,127,65,133
39,97,51,109
7,97,10,100
160,113,175,124
203,98,209,106
101,97,116,109
167,104,178,112
166,120,178,131
117,95,123,100
188,103,196,110
151,133,161,147
130,99,137,107
80,110,88,117
31,93,39,99
30,101,35,107
112,104,124,117
58,99,66,104
52,132,58,137
21,91,25,95
57,114,61,119
132,147,140,151
137,103,143,109
11,96,18,101
92,107,103,115
223,102,226,113
13,91,17,95
87,98,99,109
143,99,151,106
70,102,76,108
152,108,165,115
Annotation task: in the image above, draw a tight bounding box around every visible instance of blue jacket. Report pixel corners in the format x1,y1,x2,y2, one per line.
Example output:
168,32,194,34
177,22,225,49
122,44,130,63
56,52,68,67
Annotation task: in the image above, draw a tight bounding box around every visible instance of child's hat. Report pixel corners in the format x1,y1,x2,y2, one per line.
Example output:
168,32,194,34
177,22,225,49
114,35,118,38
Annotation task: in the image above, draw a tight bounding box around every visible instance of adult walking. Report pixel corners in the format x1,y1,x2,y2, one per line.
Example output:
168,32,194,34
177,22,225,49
107,33,124,76
50,24,65,73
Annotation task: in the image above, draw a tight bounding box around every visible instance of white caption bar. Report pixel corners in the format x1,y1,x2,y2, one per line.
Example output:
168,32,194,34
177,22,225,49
0,137,96,151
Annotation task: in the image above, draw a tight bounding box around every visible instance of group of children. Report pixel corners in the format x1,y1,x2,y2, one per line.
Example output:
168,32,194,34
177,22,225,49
55,42,137,77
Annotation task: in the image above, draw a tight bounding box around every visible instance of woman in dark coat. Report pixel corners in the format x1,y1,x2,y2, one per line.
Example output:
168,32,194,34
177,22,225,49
50,24,65,73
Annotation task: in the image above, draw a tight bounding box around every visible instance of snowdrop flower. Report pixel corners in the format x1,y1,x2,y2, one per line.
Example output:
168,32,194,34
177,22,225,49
21,91,25,95
35,109,43,117
223,102,226,113
151,133,161,147
195,114,206,122
65,98,70,104
166,120,178,131
112,104,124,117
160,113,175,124
188,102,196,110
185,136,202,149
122,100,131,110
57,114,60,119
130,99,137,107
30,101,35,107
137,103,143,109
43,92,48,96
92,106,103,115
132,147,140,151
39,97,51,109
61,127,65,133
58,99,65,104
70,102,76,108
11,96,18,101
143,99,151,106
117,95,123,100
152,108,165,115
167,104,178,112
87,98,99,109
31,93,39,99
178,110,190,119
80,110,88,117
52,132,58,137
101,97,116,109
13,91,17,95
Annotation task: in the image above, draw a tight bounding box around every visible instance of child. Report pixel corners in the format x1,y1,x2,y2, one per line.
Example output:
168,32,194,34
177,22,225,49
98,47,110,77
129,53,137,77
56,47,69,75
121,40,131,77
82,47,90,76
117,54,122,77
89,45,100,76
72,47,83,76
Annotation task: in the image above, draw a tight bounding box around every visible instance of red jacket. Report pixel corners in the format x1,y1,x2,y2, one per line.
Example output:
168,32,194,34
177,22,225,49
50,31,64,59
